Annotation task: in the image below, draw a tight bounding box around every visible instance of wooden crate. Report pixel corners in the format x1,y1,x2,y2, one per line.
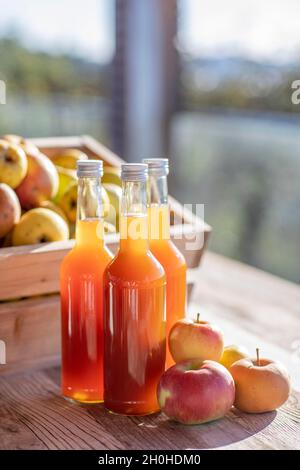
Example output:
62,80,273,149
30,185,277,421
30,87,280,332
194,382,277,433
0,135,211,375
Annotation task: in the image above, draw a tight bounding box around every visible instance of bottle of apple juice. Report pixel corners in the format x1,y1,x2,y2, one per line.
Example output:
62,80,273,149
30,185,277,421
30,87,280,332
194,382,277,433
103,163,166,416
143,158,187,368
60,160,112,403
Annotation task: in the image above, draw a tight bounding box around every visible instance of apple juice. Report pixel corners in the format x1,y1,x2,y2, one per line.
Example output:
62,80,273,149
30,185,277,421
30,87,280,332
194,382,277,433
60,160,112,403
143,158,187,368
103,164,166,416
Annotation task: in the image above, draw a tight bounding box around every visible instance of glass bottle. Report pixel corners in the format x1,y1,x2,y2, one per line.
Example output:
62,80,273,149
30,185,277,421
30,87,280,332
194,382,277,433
104,163,166,415
60,160,112,403
143,158,187,368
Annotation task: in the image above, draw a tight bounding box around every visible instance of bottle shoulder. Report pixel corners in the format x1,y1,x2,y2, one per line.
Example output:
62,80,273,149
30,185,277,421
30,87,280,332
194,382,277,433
60,245,112,274
104,250,166,285
150,239,187,269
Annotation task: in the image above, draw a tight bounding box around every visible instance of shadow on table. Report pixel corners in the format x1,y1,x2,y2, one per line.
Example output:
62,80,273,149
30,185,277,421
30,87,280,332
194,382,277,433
88,404,277,450
151,409,277,449
45,368,276,449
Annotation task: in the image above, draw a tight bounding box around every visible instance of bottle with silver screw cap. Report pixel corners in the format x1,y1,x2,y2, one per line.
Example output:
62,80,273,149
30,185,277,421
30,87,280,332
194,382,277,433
60,158,112,404
142,157,187,368
103,162,166,416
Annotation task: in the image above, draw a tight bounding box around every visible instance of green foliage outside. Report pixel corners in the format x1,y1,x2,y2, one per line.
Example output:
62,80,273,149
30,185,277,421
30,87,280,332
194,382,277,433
0,37,109,96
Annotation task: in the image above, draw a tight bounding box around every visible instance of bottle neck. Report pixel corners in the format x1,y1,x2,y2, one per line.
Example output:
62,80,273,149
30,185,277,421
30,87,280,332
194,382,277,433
75,176,104,247
120,180,149,253
148,174,170,241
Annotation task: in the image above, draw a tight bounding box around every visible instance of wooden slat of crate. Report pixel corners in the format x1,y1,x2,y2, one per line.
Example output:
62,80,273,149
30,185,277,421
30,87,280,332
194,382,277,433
0,295,61,376
31,135,123,168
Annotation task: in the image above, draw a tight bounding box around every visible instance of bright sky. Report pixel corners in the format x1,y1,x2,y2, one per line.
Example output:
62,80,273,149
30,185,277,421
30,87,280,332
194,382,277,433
0,0,300,64
179,0,300,63
0,0,115,62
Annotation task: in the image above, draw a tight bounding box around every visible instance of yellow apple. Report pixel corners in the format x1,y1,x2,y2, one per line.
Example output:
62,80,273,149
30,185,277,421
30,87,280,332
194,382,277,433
12,208,69,246
0,140,28,188
39,200,68,223
58,183,77,223
53,165,77,204
230,349,291,413
102,166,121,187
1,134,39,157
52,149,88,169
1,134,27,145
59,183,110,223
220,345,250,369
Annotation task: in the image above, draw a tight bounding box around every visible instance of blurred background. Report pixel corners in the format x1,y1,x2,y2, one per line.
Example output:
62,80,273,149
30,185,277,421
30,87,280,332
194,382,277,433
0,0,299,283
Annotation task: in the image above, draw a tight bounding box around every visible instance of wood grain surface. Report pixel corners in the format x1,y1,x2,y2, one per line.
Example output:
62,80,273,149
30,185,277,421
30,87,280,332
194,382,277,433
0,252,299,450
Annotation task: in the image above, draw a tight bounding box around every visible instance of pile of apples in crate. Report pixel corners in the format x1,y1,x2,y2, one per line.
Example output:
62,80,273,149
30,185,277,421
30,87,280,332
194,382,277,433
0,135,121,247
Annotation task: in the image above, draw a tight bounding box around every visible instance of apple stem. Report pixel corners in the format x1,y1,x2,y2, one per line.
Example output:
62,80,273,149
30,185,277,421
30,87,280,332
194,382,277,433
196,313,201,323
256,348,260,366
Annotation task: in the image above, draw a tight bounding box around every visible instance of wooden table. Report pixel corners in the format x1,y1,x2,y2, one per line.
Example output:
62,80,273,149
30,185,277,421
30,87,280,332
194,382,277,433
0,252,299,450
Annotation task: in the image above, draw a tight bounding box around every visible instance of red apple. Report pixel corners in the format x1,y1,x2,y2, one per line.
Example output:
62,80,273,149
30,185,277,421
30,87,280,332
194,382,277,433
157,359,235,424
0,183,21,238
169,314,224,363
16,152,59,209
230,349,290,413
